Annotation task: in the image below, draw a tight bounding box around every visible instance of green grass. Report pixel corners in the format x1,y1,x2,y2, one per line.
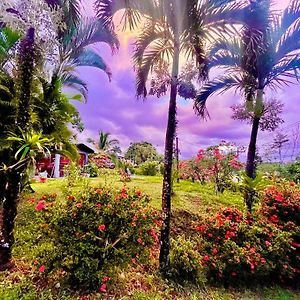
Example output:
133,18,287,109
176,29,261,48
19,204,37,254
1,174,299,300
30,174,244,213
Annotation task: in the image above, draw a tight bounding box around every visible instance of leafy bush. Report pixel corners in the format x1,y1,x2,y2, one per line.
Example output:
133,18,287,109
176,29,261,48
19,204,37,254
139,161,160,176
195,207,296,285
83,162,99,177
170,236,206,285
32,186,160,290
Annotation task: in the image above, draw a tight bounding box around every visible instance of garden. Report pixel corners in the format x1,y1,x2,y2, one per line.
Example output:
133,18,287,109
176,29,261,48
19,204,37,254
0,0,300,299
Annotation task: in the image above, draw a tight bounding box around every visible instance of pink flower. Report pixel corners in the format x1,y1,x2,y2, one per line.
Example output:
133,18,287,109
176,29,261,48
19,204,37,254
39,265,45,273
265,240,272,247
137,238,143,244
76,203,83,208
102,276,110,282
98,224,106,231
35,201,45,211
99,284,107,293
203,255,209,261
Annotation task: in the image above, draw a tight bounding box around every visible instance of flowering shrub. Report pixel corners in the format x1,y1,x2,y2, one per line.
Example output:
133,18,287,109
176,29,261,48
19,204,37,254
196,143,243,193
119,169,131,182
195,207,296,285
262,182,300,228
32,187,160,290
179,142,243,192
261,182,300,280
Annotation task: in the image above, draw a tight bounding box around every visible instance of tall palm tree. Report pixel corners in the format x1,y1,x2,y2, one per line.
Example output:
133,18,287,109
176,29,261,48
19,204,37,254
95,0,246,272
194,0,300,212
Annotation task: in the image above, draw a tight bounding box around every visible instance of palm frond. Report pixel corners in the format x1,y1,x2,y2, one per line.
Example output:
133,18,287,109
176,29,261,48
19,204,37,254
267,55,300,87
134,40,173,98
74,48,111,80
62,74,88,102
94,0,158,31
65,17,119,58
194,74,242,117
280,0,300,33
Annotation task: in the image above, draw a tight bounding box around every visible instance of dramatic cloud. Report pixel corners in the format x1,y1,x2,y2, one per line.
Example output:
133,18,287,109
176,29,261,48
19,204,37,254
75,0,300,160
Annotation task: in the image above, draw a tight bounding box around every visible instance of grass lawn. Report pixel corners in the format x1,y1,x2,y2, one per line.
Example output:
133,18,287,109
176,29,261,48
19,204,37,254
0,174,299,299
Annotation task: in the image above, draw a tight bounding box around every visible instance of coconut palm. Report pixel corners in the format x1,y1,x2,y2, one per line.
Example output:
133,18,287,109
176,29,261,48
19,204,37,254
194,0,300,212
88,130,120,154
95,0,247,272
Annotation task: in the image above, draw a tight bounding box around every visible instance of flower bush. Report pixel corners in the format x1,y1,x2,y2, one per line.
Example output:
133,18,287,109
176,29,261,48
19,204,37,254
32,187,160,290
194,207,296,285
179,142,243,192
261,182,300,280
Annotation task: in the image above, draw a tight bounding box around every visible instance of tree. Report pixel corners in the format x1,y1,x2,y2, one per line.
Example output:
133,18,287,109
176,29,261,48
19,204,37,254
124,141,159,165
272,132,289,164
0,0,117,269
195,0,300,212
95,0,246,273
88,130,121,154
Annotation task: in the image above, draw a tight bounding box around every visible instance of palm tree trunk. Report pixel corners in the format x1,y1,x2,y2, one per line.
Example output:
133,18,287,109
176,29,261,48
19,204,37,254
245,89,263,212
245,117,260,180
159,39,180,274
0,170,20,270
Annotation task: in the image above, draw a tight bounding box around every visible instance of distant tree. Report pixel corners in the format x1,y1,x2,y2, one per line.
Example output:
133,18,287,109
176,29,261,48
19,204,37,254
231,98,284,132
125,142,159,165
272,132,289,164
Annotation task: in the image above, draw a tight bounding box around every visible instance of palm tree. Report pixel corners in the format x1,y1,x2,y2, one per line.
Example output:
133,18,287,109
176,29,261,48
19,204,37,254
88,130,120,154
194,0,300,212
95,0,246,272
53,16,119,101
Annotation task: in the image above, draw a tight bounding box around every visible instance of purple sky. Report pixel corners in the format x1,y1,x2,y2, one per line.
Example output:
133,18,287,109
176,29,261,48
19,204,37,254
75,0,300,160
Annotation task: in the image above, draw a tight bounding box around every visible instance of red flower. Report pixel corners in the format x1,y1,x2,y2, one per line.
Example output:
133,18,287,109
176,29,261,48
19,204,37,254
28,198,35,204
212,248,218,255
131,258,137,264
99,284,107,293
35,201,45,211
95,203,102,209
102,276,110,282
203,255,209,261
98,224,106,231
39,265,45,273
196,225,206,232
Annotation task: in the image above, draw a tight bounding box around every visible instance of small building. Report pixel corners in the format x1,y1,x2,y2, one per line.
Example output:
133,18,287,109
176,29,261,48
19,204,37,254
36,143,95,178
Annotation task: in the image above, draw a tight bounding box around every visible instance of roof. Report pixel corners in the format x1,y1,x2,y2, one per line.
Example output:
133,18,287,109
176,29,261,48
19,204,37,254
77,143,95,154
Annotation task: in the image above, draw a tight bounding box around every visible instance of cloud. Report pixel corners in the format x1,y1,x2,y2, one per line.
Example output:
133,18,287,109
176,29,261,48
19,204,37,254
74,0,300,160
